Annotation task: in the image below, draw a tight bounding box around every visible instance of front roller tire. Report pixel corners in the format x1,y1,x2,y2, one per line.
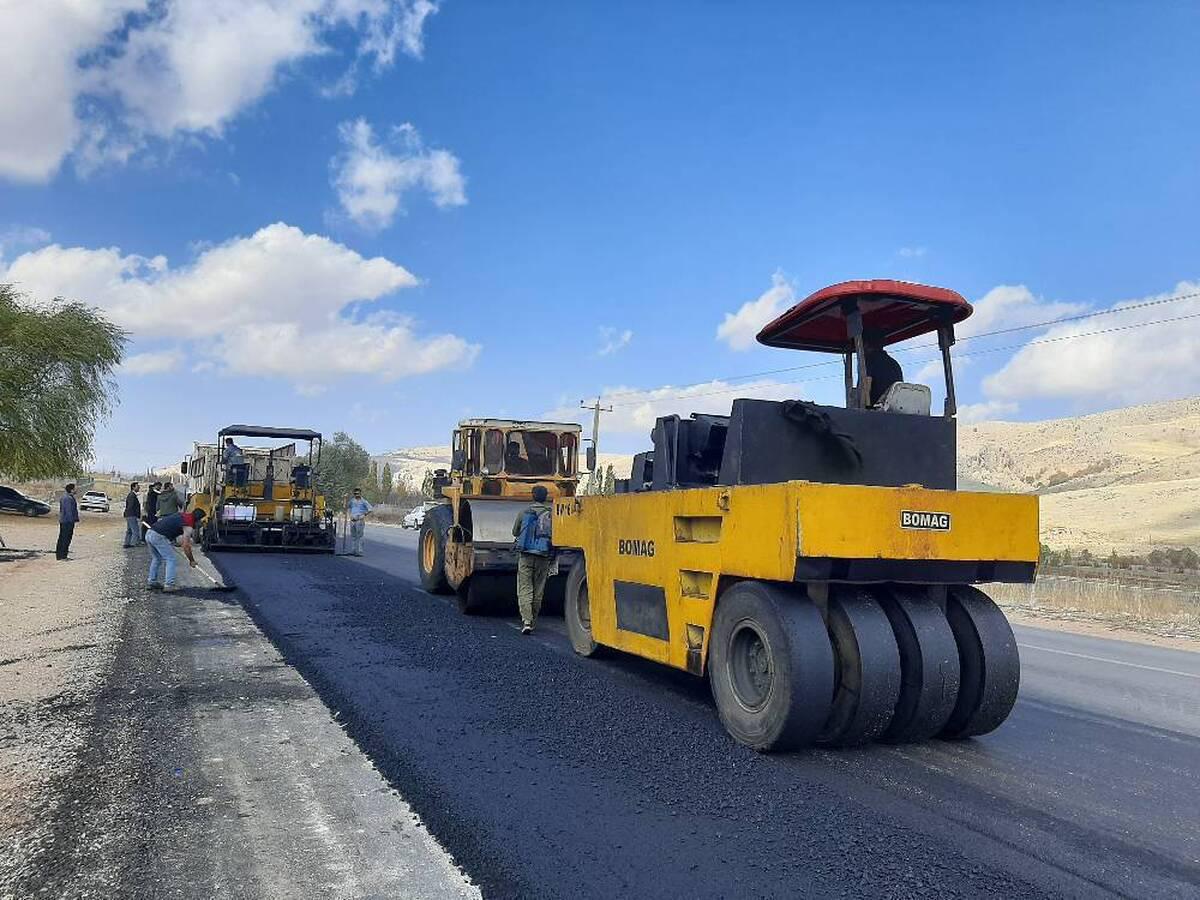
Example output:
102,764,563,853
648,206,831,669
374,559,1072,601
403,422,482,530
709,581,835,752
417,505,453,594
877,586,961,743
817,588,901,747
940,585,1021,739
564,561,598,656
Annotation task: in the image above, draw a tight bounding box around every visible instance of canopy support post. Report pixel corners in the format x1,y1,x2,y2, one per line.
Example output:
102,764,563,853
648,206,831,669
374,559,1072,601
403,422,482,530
938,324,957,417
847,302,868,410
843,353,854,407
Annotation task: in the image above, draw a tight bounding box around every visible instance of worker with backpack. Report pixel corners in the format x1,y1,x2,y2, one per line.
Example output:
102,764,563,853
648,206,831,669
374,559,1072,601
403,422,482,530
511,485,554,634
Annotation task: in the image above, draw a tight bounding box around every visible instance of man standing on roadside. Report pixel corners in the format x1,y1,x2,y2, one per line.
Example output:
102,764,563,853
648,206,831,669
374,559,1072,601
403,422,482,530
140,481,160,541
155,481,181,519
511,485,553,634
146,508,206,592
123,482,142,548
56,483,79,561
347,487,372,556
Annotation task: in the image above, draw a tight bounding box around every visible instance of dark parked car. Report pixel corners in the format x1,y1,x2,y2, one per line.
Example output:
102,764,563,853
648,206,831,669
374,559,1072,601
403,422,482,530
0,485,51,517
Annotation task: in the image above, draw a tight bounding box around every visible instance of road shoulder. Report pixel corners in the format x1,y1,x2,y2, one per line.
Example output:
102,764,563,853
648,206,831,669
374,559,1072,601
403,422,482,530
3,522,478,899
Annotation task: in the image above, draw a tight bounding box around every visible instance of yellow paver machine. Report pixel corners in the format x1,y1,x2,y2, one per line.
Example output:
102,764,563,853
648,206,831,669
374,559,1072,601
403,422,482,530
183,425,336,553
553,280,1038,751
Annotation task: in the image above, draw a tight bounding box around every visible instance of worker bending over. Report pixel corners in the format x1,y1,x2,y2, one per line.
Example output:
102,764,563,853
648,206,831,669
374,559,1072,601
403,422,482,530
146,509,206,592
512,485,553,634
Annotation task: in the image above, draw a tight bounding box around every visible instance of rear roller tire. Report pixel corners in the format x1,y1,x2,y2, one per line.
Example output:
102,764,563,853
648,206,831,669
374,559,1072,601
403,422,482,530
709,581,834,752
817,588,901,747
564,561,598,656
876,586,961,742
457,573,511,616
417,505,453,594
940,585,1021,739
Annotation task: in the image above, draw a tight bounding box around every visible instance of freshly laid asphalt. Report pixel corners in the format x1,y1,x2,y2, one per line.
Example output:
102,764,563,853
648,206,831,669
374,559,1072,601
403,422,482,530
212,526,1200,899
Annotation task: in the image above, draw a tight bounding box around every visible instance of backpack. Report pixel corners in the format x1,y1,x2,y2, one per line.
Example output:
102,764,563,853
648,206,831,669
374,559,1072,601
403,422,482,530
517,506,552,556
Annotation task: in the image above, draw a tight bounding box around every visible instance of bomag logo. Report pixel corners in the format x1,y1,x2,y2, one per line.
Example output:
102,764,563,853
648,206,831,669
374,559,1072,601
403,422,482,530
618,538,655,557
901,510,952,532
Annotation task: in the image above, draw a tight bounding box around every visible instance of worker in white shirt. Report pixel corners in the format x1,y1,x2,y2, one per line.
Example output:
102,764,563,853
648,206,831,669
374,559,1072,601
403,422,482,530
347,487,372,556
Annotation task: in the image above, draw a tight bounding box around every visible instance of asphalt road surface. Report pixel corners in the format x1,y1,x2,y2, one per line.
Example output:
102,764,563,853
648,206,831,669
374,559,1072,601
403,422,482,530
212,525,1200,899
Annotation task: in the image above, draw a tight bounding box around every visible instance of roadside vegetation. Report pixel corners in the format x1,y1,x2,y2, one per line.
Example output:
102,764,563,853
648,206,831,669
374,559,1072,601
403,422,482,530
992,542,1200,638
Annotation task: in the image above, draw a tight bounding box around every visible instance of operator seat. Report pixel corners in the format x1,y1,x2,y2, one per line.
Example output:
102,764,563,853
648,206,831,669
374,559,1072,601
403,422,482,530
876,382,931,416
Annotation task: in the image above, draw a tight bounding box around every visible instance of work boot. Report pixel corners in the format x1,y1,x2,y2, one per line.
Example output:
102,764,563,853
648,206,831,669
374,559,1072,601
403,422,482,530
147,582,162,591
162,584,177,593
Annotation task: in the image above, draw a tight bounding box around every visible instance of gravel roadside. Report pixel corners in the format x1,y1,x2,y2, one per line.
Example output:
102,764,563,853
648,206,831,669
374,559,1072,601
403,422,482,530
1,518,477,899
0,515,129,897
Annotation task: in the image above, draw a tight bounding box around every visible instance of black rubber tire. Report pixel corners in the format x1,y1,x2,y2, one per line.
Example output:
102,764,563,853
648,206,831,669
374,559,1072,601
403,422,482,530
564,561,599,656
940,585,1021,739
456,573,510,616
456,577,485,615
876,586,961,742
817,588,901,746
417,504,453,594
708,581,835,752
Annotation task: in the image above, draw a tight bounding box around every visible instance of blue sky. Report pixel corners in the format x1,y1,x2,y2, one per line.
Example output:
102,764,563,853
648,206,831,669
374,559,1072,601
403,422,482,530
2,2,1199,471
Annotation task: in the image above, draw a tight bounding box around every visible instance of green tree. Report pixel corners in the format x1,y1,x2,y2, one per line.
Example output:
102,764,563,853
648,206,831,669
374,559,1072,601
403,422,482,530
364,460,380,502
603,464,615,495
380,462,394,504
0,285,126,479
316,431,371,509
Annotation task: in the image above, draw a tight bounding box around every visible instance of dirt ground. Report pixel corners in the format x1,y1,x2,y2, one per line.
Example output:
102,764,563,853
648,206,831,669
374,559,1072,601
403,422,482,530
0,513,478,899
1002,607,1200,652
0,513,130,896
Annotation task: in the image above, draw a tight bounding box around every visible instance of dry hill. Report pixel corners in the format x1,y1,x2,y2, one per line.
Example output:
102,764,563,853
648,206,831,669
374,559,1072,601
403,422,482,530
958,396,1200,553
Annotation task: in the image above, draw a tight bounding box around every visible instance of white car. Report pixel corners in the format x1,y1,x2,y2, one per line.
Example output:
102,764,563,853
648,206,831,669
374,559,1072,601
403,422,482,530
403,501,441,529
79,490,110,512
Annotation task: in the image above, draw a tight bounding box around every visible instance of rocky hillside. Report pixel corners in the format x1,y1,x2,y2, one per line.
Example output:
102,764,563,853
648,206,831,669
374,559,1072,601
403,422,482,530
959,397,1200,552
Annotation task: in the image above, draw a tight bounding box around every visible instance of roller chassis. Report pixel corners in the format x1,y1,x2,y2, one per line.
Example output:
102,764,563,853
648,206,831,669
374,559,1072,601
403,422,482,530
552,479,1035,751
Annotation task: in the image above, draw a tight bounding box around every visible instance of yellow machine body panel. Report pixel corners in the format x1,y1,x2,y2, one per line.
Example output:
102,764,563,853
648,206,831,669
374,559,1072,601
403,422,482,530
553,481,1039,673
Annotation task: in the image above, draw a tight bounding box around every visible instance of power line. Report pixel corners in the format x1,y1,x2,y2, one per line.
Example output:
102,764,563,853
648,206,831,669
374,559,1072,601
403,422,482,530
605,308,1200,408
598,289,1200,403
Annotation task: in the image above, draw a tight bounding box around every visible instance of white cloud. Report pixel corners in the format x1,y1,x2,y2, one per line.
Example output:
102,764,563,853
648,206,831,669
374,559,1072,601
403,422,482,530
545,377,840,437
716,271,795,351
121,349,185,375
332,119,467,230
0,225,52,260
983,281,1200,408
897,246,927,258
961,284,1087,339
957,400,1018,424
0,1,441,182
597,327,633,357
0,222,478,387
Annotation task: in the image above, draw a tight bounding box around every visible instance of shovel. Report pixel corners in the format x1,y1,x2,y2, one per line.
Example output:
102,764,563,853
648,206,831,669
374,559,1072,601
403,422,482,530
173,548,237,592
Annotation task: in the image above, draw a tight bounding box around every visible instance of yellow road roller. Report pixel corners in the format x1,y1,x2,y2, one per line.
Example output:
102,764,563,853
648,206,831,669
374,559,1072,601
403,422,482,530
553,280,1038,751
418,419,582,613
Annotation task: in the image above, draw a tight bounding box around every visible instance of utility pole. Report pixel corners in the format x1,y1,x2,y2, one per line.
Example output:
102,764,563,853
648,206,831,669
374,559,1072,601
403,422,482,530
580,396,612,472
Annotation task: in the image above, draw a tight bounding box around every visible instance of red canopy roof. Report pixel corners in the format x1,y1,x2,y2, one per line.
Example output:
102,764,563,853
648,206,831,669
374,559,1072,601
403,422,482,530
756,279,973,353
